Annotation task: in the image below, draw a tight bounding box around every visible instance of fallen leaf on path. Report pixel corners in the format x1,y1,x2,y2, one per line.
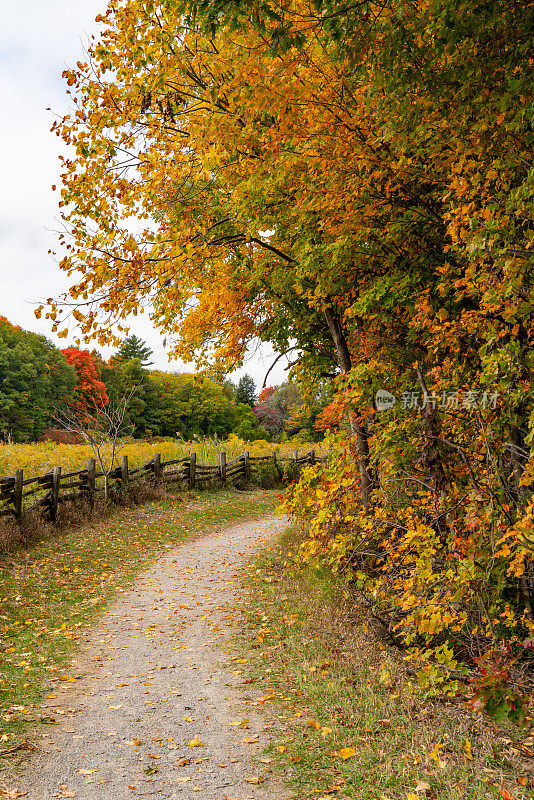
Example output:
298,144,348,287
188,738,204,747
176,777,191,783
257,758,272,764
428,743,446,768
321,727,332,737
0,791,28,799
277,746,286,753
229,719,249,727
337,747,356,760
77,770,96,775
244,776,263,785
125,739,141,746
55,786,76,798
241,737,258,743
307,719,320,730
464,739,472,760
415,781,431,795
108,704,122,710
495,788,515,800
175,758,191,767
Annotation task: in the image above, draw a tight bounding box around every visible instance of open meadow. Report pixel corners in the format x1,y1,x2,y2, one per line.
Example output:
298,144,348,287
0,435,321,480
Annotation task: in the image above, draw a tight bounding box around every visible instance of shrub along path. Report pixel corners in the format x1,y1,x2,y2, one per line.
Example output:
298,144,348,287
1,500,289,799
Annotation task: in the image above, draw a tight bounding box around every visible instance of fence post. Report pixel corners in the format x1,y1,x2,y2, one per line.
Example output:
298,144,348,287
294,448,299,464
87,458,96,510
220,451,227,486
189,452,196,490
310,449,316,465
244,451,250,481
154,453,162,484
50,466,61,524
273,449,282,479
121,455,129,490
13,469,23,522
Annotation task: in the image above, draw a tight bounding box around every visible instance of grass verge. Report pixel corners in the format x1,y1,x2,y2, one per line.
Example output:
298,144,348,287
0,487,279,758
236,524,534,800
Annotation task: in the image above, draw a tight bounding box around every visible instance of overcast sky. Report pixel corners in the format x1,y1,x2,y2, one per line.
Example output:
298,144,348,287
0,0,288,390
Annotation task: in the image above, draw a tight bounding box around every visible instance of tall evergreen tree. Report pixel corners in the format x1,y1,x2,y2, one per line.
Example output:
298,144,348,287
116,335,153,367
235,374,256,407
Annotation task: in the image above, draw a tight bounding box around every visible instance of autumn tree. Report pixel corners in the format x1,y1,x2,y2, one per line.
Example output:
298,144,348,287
42,0,534,702
61,347,109,414
253,383,300,436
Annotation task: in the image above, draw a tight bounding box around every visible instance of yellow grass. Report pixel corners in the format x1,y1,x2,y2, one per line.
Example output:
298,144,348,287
0,435,320,479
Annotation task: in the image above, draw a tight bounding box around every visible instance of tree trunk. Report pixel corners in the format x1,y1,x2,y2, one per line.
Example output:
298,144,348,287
324,306,373,508
509,424,527,499
415,367,448,496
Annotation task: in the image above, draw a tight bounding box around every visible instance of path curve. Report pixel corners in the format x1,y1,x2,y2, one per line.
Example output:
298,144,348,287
21,515,289,800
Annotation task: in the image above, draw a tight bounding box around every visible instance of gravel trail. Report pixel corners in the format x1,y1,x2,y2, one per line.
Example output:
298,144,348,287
21,515,289,800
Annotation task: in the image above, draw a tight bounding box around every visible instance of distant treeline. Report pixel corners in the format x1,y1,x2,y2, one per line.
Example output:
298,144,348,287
0,320,326,443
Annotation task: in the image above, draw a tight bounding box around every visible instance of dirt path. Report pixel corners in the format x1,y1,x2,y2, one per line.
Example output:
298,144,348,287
20,515,289,800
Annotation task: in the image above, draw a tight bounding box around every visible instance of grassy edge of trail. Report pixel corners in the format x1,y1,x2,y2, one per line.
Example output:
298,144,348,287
235,525,533,800
0,487,279,759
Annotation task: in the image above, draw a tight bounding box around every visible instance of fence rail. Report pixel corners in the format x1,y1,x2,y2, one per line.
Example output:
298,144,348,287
0,448,320,525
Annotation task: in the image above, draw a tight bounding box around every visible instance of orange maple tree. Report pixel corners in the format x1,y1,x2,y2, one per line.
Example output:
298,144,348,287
61,348,109,414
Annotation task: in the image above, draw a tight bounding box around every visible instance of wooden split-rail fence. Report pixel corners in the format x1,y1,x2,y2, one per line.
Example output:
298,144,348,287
0,449,319,525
